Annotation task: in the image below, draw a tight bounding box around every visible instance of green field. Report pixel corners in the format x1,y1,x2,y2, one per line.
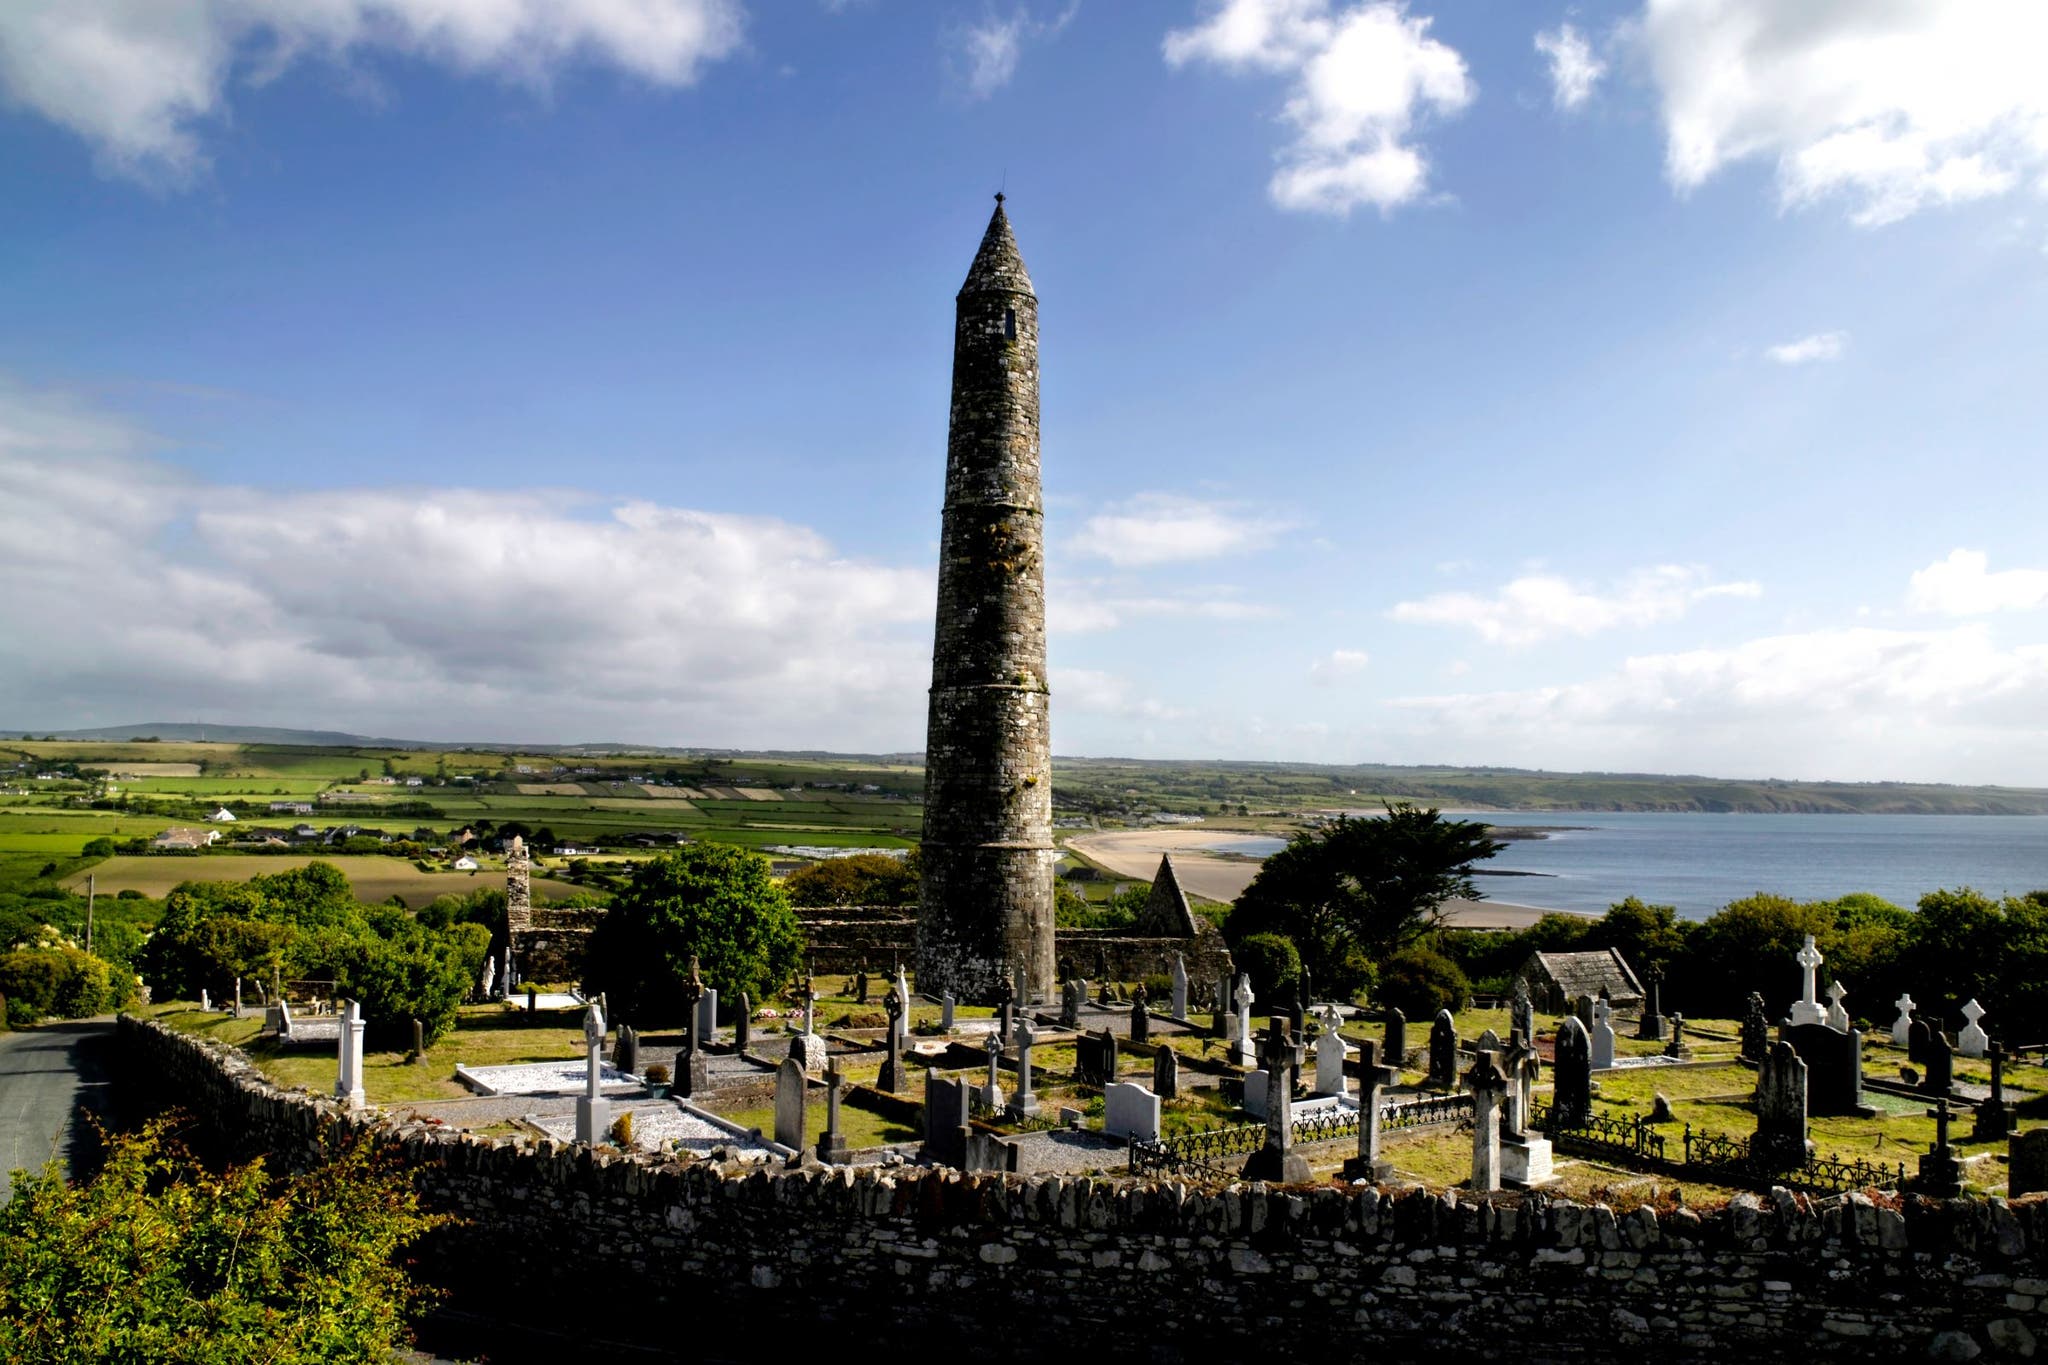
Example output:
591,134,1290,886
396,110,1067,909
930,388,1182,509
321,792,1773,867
63,854,586,906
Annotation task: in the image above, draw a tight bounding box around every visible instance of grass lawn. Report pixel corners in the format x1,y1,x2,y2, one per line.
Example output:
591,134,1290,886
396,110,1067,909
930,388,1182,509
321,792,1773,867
67,854,585,906
720,1101,917,1150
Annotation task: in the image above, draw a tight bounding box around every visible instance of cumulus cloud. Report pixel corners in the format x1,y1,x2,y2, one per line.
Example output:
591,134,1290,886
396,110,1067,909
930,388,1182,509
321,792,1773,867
1309,648,1369,684
1637,0,2048,226
1067,492,1292,568
949,3,1077,99
0,0,745,183
1534,22,1603,111
1052,667,1194,723
1389,565,1761,646
1163,0,1473,215
1765,331,1848,365
1049,581,1271,634
0,382,935,748
1389,624,2048,783
1908,550,2048,617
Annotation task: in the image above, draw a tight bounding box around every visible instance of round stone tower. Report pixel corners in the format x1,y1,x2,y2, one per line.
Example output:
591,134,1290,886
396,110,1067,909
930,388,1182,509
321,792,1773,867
917,196,1056,1004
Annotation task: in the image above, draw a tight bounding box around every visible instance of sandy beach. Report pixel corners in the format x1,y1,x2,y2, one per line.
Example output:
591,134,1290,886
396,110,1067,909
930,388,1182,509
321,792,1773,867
1062,827,1589,930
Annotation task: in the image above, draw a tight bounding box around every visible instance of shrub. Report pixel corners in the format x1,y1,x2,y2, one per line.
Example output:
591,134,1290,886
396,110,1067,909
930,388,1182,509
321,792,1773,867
1375,944,1470,1018
1235,933,1301,1004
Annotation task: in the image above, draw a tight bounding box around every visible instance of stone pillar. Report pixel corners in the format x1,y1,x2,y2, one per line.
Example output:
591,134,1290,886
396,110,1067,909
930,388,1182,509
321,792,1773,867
574,1000,610,1145
334,999,366,1111
1465,1050,1509,1193
734,992,752,1054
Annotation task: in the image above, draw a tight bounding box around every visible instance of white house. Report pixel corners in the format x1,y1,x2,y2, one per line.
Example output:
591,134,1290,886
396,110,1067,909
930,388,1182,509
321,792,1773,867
208,806,237,822
452,855,479,871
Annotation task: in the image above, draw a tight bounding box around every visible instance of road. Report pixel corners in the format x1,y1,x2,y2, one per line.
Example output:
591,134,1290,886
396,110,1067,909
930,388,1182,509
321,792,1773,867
0,1018,118,1203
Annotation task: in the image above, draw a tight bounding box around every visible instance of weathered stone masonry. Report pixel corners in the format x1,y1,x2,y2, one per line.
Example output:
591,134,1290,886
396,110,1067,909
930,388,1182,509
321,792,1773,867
121,1015,2048,1361
920,197,1056,1005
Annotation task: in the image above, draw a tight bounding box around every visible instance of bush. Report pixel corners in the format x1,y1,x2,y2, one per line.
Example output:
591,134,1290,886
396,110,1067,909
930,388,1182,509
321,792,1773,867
0,947,131,1025
1235,933,1301,1004
1375,944,1469,1018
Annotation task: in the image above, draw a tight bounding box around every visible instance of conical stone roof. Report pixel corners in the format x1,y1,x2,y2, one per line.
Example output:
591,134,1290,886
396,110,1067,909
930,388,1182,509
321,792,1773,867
959,195,1035,298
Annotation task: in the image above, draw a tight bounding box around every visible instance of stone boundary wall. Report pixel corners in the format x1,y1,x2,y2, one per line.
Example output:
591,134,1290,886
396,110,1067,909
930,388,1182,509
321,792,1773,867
118,1016,2048,1362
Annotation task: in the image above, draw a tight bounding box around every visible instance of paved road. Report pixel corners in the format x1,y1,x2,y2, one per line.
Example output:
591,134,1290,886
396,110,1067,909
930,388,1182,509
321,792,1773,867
0,1018,117,1203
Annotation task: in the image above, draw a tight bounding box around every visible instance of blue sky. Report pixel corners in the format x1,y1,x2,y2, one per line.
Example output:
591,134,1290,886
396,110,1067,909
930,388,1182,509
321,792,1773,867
3,0,2046,783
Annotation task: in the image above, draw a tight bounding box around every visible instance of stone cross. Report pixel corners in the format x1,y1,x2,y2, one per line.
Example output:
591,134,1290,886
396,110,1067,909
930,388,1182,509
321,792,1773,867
897,964,913,1017
802,978,818,1037
1919,1097,1965,1197
1008,1019,1040,1120
1825,980,1850,1032
1129,984,1150,1044
1664,1013,1687,1059
1316,1006,1352,1098
1510,976,1534,1045
1232,973,1257,1067
1170,953,1189,1022
1241,1018,1310,1184
1060,978,1081,1028
1789,934,1827,1026
979,1030,1005,1113
1636,964,1667,1042
1343,1038,1398,1182
1891,993,1917,1048
1975,1040,2014,1142
334,998,366,1110
677,957,705,1098
1465,1050,1509,1193
1959,999,1990,1058
574,998,610,1145
1589,998,1615,1071
1930,1097,1954,1153
1502,1033,1538,1138
879,989,906,1094
817,1057,849,1165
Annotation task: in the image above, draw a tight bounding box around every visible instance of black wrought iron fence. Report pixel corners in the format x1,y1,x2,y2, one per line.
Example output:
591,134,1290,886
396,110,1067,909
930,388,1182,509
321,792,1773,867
1381,1093,1474,1131
1530,1102,1908,1196
1533,1101,1667,1162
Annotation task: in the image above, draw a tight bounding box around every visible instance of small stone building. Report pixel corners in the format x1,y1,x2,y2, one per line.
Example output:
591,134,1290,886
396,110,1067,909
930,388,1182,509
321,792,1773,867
1515,948,1644,1014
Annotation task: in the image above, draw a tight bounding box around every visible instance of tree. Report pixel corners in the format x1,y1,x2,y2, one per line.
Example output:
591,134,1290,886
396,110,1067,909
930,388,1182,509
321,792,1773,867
582,844,804,1023
782,851,918,907
1235,933,1301,1003
1225,804,1506,994
0,1119,440,1363
1376,944,1469,1017
1583,897,1686,975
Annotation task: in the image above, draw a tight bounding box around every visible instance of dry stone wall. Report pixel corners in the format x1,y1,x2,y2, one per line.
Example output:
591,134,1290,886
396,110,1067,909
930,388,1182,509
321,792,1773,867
120,1015,2048,1362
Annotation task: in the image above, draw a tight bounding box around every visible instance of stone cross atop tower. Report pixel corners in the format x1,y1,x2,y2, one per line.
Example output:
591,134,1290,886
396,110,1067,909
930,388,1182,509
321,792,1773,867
918,196,1055,1003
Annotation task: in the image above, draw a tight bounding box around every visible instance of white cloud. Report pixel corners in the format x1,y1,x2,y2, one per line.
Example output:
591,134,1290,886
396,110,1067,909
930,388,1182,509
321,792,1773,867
1164,0,1473,215
1534,22,1603,111
0,382,935,748
1389,565,1761,646
1049,581,1271,634
1309,648,1369,684
1765,331,1847,365
0,0,745,183
1908,550,2048,616
1067,492,1292,567
1637,0,2048,226
950,3,1077,100
1051,668,1194,722
1389,624,2048,783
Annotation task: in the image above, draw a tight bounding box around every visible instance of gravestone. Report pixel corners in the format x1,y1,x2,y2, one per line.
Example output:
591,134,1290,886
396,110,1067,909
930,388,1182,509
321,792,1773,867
978,1030,1005,1113
1152,1044,1180,1100
1783,1021,1867,1115
1130,985,1150,1044
733,992,752,1054
854,970,869,1005
1891,993,1917,1048
816,1057,850,1164
614,1024,639,1076
879,990,906,1094
1573,994,1594,1029
997,998,1014,1047
1342,1038,1399,1182
1075,1028,1119,1086
940,992,956,1031
1465,1050,1509,1193
1636,963,1666,1041
1060,978,1081,1028
1104,1082,1162,1143
1427,1009,1458,1088
1007,1019,1040,1121
1551,1016,1591,1128
1974,1041,2013,1142
1501,1033,1552,1186
1316,1006,1352,1097
1287,989,1306,1044
1510,976,1535,1044
696,987,719,1044
1241,1068,1270,1119
334,998,366,1110
1740,992,1770,1063
923,1073,970,1167
1922,1026,1954,1097
775,1057,809,1150
1590,998,1617,1072
410,1016,424,1062
788,980,826,1074
1170,953,1189,1022
1959,999,1990,1058
1824,980,1850,1032
1664,1013,1688,1060
574,1000,610,1145
480,956,495,1001
1232,974,1256,1067
1098,979,1115,1008
677,958,708,1096
898,964,914,1017
1476,1027,1501,1054
1789,934,1827,1026
1384,1007,1407,1068
201,989,210,1012
1908,1017,1933,1066
1214,976,1231,1038
1012,962,1027,1011
2009,1129,2048,1199
1918,1099,1965,1198
1753,1039,1808,1169
1241,1019,1310,1184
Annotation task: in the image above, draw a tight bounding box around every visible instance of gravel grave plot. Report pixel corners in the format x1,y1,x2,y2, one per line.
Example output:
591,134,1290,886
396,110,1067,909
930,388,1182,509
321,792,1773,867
1006,1128,1129,1175
508,993,584,1011
639,1048,773,1085
458,1060,643,1096
526,1103,780,1159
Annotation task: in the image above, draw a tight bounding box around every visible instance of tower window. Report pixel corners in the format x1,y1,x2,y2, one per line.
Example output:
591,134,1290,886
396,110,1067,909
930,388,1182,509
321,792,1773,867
1003,308,1017,340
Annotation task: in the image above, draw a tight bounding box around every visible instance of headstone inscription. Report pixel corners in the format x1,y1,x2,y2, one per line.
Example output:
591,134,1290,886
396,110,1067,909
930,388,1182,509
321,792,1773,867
1427,1009,1458,1088
1551,1016,1591,1129
1241,1018,1310,1184
1153,1044,1180,1099
1959,999,1990,1058
1752,1039,1808,1170
1465,1050,1509,1193
574,999,610,1145
775,1056,809,1150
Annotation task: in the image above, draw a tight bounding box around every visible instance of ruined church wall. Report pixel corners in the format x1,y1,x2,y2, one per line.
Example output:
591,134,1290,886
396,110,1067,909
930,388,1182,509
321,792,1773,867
119,1015,2046,1363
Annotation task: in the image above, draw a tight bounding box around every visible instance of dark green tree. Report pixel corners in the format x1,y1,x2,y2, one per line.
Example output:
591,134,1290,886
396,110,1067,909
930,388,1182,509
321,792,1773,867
782,851,919,907
582,844,804,1023
1225,804,1505,994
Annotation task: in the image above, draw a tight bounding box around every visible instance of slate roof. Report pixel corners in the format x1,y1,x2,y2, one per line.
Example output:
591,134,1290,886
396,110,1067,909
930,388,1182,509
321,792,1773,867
959,196,1034,298
1135,854,1200,938
1522,949,1645,1005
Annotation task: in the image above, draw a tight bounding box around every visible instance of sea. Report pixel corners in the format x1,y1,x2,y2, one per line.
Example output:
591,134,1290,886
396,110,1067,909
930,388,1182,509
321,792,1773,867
1207,811,2048,921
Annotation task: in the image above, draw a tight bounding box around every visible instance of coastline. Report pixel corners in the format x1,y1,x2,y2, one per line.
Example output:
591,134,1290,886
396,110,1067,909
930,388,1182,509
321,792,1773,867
1061,827,1592,929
